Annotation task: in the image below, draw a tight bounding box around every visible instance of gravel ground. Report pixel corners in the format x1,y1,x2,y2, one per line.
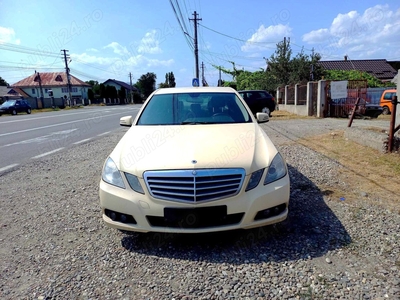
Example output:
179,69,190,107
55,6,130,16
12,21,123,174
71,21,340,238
0,118,399,300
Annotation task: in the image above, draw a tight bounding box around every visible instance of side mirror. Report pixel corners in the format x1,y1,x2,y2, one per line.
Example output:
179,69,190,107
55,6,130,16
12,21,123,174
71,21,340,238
120,116,133,127
256,112,269,123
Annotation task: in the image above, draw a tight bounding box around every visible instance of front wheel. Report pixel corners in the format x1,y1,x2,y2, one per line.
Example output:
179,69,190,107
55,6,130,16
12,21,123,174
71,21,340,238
27,108,31,114
12,109,17,115
261,107,271,116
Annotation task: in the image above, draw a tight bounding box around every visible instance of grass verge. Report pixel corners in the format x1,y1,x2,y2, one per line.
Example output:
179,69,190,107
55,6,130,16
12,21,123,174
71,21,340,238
298,130,400,212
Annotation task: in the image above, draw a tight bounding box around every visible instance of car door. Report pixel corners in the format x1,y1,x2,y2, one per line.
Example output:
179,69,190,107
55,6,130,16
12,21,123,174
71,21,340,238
14,100,22,113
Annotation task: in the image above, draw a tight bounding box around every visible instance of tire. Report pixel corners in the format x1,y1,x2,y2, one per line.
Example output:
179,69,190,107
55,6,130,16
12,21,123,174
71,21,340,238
382,106,390,115
371,112,380,118
27,108,31,114
261,107,270,116
12,109,17,115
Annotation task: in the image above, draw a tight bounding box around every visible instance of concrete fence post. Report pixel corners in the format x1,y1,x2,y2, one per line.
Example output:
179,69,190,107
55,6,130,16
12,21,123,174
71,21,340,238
317,80,326,118
284,85,288,105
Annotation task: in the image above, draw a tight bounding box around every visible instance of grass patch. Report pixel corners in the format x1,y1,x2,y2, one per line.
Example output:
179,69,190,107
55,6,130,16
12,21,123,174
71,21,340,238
298,130,400,212
271,110,312,119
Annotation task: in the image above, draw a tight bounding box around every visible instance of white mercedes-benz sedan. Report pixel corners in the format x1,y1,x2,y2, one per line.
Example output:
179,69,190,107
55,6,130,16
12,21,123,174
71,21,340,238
99,87,290,233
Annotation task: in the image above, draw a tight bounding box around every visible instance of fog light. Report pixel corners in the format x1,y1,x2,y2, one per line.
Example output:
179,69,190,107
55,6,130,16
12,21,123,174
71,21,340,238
110,212,117,221
120,214,127,223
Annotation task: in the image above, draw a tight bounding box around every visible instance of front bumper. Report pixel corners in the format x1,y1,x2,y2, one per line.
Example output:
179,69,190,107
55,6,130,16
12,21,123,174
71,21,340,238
99,174,290,233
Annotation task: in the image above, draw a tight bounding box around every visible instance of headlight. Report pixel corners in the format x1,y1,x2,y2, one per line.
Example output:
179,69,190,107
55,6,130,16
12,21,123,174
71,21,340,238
264,153,287,185
125,173,145,194
102,157,125,188
245,169,264,191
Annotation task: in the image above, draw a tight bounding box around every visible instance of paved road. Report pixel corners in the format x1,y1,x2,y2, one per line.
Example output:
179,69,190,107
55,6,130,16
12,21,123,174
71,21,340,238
0,105,142,174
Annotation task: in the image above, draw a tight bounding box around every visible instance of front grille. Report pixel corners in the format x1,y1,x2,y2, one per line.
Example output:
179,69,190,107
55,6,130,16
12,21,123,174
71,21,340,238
144,169,245,203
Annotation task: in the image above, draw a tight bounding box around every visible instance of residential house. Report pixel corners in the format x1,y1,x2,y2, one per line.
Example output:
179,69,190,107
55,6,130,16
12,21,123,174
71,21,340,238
0,86,30,103
103,79,139,95
318,57,398,82
11,72,91,103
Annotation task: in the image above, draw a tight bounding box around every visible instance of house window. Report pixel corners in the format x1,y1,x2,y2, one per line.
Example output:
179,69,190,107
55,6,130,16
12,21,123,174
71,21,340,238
45,88,48,93
32,89,35,94
61,87,78,93
55,75,63,81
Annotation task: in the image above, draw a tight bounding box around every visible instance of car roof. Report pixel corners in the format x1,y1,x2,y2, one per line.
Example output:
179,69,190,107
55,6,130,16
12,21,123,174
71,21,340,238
238,90,269,93
153,86,237,95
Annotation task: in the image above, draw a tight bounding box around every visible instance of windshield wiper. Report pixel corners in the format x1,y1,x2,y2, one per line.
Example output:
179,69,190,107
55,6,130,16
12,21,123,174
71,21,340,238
180,121,216,125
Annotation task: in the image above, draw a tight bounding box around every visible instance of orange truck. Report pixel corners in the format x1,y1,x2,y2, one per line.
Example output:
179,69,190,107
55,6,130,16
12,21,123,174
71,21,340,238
380,89,397,115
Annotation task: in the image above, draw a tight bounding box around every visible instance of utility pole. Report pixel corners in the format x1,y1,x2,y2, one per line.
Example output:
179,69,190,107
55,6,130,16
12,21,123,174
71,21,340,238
189,11,201,80
201,62,208,86
34,70,44,99
62,49,73,107
129,72,134,103
218,66,222,87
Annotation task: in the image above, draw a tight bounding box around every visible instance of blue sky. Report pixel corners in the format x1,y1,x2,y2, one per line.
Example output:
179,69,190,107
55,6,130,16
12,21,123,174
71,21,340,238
0,0,399,87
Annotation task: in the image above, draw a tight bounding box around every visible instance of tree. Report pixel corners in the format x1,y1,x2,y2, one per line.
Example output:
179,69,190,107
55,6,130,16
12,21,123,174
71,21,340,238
158,82,170,88
85,80,100,95
267,38,293,87
324,70,392,87
118,86,127,101
166,72,176,87
0,76,8,86
137,72,157,98
105,85,118,99
88,89,94,101
99,83,106,99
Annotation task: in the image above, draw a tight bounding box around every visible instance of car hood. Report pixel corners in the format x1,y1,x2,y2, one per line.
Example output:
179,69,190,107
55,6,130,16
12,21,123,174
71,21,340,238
111,123,278,177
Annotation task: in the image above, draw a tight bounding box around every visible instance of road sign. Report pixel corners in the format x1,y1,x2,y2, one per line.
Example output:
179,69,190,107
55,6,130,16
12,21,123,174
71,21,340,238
192,78,199,87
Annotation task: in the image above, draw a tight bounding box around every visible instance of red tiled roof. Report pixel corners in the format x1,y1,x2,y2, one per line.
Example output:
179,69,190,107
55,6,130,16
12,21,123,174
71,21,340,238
11,72,91,88
318,59,397,80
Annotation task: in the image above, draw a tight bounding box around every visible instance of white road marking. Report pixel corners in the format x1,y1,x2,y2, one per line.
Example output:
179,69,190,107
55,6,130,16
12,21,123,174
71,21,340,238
0,164,19,173
31,148,64,159
0,106,141,125
0,111,130,137
97,131,111,136
1,129,78,149
73,138,91,145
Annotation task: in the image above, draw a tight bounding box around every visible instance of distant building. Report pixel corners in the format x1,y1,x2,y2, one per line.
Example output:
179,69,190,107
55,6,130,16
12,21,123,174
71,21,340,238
318,57,398,82
11,72,91,101
103,79,139,94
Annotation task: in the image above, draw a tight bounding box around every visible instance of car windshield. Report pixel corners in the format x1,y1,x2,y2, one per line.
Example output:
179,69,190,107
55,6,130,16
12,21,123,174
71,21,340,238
1,100,16,107
137,92,252,125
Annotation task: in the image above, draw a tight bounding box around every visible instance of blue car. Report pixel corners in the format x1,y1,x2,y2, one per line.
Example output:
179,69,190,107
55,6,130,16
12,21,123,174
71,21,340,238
0,99,32,116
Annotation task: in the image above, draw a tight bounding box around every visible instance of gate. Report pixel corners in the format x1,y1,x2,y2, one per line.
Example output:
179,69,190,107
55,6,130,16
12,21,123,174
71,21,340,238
278,87,285,104
325,80,368,117
310,82,318,116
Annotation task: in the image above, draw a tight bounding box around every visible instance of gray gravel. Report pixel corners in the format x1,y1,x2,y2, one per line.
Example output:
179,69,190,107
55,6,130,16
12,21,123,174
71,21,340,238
1,118,399,300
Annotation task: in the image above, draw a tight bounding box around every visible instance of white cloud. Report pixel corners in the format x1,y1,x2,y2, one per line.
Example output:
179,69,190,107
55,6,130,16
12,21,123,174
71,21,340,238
138,30,162,54
302,5,400,59
302,29,330,44
241,24,292,52
86,48,98,52
0,27,20,44
71,52,115,65
104,42,130,56
146,58,174,67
